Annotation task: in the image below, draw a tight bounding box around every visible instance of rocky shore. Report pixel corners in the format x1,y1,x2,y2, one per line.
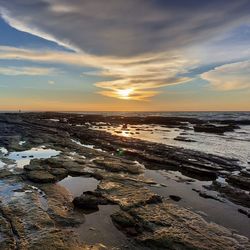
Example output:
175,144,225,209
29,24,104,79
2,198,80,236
0,112,249,250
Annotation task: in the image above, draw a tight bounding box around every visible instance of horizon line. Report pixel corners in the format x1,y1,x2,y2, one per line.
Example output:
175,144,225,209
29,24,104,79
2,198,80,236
0,110,250,113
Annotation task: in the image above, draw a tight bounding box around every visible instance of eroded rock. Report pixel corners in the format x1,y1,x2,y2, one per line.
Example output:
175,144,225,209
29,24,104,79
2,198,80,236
98,180,162,209
194,124,240,134
26,170,57,183
73,194,99,210
73,190,110,210
0,169,13,179
227,175,250,191
0,181,83,249
192,188,224,202
169,195,181,202
212,181,250,208
112,202,250,249
93,158,143,174
1,112,250,249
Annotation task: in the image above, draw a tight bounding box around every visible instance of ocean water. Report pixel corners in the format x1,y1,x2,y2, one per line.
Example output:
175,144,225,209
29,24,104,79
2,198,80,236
73,111,250,121
86,111,250,237
1,111,250,165
87,111,250,166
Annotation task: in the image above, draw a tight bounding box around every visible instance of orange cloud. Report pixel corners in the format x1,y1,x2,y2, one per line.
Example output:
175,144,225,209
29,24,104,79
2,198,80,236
0,46,194,100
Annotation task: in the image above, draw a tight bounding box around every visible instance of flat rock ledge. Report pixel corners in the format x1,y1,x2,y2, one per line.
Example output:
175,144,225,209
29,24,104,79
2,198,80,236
26,170,57,183
98,180,162,210
112,202,250,250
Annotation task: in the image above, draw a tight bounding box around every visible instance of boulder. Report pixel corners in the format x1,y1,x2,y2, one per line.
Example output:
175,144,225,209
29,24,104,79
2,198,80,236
73,194,99,210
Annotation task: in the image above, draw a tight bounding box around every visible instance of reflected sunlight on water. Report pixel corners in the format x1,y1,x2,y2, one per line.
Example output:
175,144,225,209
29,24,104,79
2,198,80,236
92,123,250,166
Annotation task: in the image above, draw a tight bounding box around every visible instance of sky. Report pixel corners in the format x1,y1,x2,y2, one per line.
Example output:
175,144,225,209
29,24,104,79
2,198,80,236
0,0,250,111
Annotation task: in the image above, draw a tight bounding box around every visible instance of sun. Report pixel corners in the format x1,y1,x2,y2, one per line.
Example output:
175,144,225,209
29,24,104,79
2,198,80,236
117,88,134,99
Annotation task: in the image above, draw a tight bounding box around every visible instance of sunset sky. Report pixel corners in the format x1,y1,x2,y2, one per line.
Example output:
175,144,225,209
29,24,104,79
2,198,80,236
0,0,250,111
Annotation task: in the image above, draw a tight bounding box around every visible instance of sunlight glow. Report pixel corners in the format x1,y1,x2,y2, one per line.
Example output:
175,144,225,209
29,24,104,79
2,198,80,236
116,88,134,99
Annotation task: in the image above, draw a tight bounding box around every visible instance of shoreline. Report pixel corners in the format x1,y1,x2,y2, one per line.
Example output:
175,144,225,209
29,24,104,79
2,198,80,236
0,112,249,249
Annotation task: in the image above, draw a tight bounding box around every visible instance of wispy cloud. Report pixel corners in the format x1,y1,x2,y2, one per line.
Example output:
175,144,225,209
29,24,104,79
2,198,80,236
0,66,56,76
0,1,249,102
0,1,250,56
0,46,194,100
0,6,80,52
201,60,250,90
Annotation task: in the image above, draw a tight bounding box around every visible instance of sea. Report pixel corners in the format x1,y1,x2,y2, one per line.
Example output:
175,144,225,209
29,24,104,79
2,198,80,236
1,111,250,166
81,111,250,167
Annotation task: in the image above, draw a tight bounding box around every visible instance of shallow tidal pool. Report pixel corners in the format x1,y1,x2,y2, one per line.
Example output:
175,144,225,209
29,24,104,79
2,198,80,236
6,146,60,168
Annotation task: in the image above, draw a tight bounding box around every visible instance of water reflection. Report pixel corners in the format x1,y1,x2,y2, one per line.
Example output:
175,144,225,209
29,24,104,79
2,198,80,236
6,147,60,168
145,169,250,238
92,124,250,166
75,205,138,249
58,176,99,199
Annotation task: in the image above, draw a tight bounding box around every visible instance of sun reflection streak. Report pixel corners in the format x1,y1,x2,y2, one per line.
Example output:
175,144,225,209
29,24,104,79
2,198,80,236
121,130,131,137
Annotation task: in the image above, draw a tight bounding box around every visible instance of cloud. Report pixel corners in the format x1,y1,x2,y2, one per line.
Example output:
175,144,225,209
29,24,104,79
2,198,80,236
201,60,250,90
0,0,250,56
98,90,159,101
0,5,79,52
0,46,194,100
48,80,55,84
0,1,249,101
0,66,56,76
95,76,191,100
